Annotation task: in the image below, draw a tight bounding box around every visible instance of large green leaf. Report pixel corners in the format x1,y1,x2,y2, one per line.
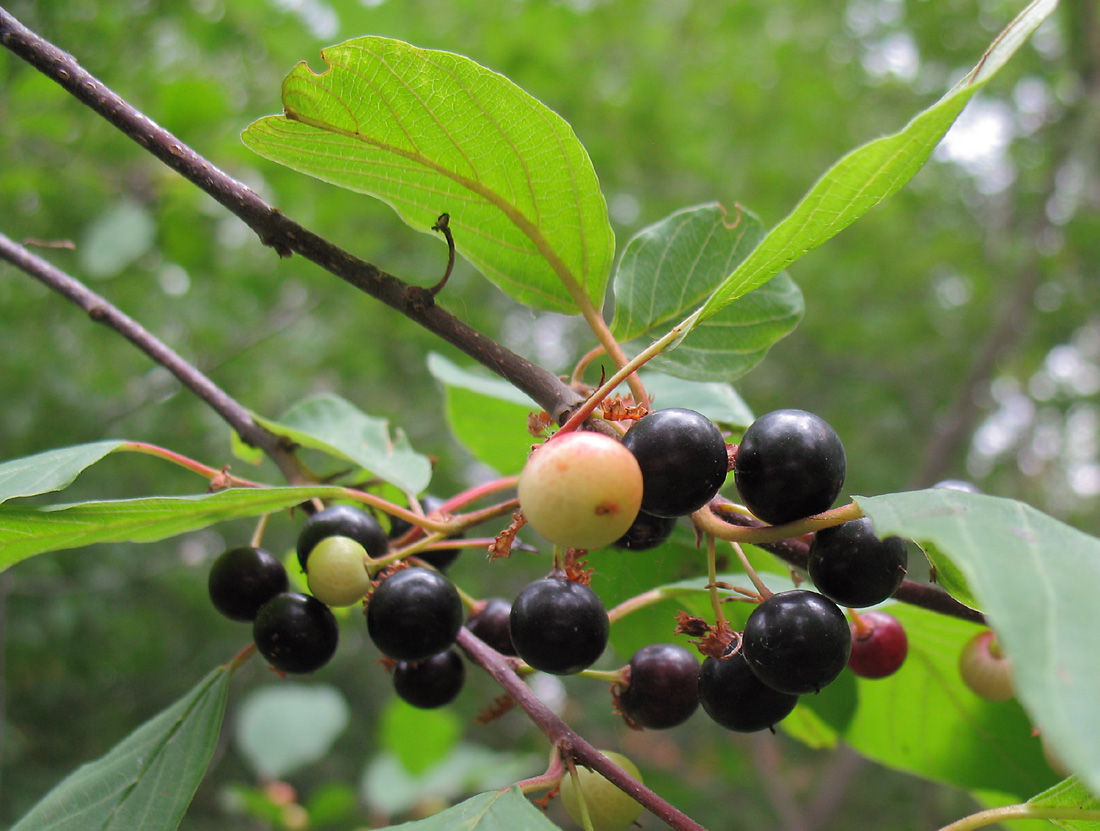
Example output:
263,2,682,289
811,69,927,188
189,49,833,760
858,489,1100,800
611,203,803,381
369,786,559,831
0,440,124,504
12,666,230,831
254,394,432,494
0,485,349,571
242,37,613,314
427,351,537,475
678,0,1057,334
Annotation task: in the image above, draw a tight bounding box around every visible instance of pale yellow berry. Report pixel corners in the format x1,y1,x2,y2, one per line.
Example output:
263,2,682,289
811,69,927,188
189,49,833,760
560,750,644,831
306,535,372,607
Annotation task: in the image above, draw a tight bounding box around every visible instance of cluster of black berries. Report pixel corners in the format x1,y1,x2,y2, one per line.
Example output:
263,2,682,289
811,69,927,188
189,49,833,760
208,502,476,709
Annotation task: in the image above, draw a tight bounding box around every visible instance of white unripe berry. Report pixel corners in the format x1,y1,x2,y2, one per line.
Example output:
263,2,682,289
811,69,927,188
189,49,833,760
518,431,643,550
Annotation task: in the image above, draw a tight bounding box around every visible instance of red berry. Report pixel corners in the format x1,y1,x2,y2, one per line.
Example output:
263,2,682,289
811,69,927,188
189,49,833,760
847,611,908,679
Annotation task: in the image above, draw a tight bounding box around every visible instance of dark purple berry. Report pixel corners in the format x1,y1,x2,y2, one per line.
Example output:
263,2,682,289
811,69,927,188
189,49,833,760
509,577,609,675
253,592,339,674
618,643,699,729
698,645,799,732
465,597,516,656
613,511,677,551
848,611,908,679
807,518,908,607
734,409,846,525
742,590,851,695
621,408,729,518
208,546,288,622
393,649,466,709
366,567,464,662
297,504,388,572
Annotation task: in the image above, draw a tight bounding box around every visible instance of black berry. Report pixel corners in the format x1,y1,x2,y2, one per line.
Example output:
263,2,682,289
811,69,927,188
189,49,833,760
465,597,517,656
208,546,288,622
297,504,389,572
393,648,466,709
253,592,339,674
807,518,908,607
733,409,846,525
742,590,851,695
509,577,609,675
848,610,908,679
366,567,464,662
613,510,677,551
618,643,699,729
621,408,728,518
698,645,799,732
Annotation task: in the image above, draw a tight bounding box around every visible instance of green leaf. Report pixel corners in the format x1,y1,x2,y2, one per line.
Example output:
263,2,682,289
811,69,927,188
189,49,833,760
242,37,614,314
611,203,803,381
799,602,1056,799
427,352,536,474
365,786,558,831
0,440,125,504
234,683,350,779
254,394,432,494
857,489,1100,799
380,697,463,777
681,0,1057,333
0,485,350,571
1029,778,1100,830
12,666,230,831
639,373,753,428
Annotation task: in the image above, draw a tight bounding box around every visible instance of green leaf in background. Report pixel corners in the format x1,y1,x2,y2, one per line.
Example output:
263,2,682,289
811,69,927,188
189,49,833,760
242,37,614,314
858,488,1100,800
234,683,350,779
78,198,156,279
1029,778,1100,830
380,697,463,776
680,0,1058,334
796,602,1056,799
255,393,432,494
0,485,350,571
12,666,230,831
640,372,754,429
0,440,124,504
611,203,803,382
427,352,537,474
365,785,558,831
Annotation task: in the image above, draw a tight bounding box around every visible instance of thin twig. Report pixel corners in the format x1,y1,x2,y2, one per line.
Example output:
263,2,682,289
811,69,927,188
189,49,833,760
457,627,709,831
0,231,308,485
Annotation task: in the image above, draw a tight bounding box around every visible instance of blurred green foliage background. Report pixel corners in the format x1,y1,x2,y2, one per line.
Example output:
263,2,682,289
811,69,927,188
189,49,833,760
0,0,1097,828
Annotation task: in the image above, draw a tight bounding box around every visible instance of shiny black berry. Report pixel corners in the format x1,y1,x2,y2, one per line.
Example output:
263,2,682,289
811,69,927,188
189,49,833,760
297,504,389,572
509,577,609,675
807,518,908,607
465,597,516,656
253,592,339,674
393,648,466,709
613,511,677,551
208,546,288,622
848,611,908,679
388,495,464,570
366,567,464,662
733,409,846,525
618,643,700,729
698,646,799,732
742,590,851,695
621,408,729,518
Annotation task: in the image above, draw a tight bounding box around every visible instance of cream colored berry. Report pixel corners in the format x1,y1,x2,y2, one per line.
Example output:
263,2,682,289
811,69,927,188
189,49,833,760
518,431,643,550
560,750,644,831
306,535,372,607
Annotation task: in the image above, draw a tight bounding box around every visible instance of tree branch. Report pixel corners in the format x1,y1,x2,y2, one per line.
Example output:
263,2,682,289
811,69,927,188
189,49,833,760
456,627,709,831
0,231,308,485
0,8,585,425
